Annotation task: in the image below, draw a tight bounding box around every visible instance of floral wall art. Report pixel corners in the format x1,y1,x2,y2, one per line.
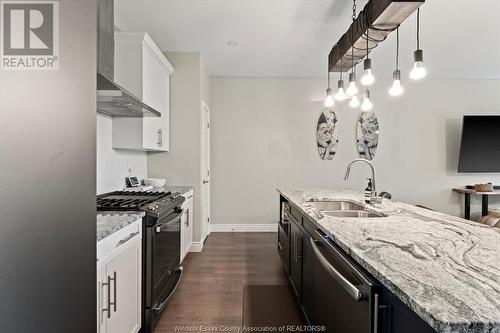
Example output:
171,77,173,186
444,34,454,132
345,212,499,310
317,108,339,160
356,112,379,160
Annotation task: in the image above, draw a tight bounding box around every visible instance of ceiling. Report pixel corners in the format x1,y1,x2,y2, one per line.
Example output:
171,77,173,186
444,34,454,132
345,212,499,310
115,0,500,79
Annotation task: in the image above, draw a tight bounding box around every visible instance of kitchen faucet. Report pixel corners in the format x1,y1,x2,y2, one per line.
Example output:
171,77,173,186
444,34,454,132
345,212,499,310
344,158,382,207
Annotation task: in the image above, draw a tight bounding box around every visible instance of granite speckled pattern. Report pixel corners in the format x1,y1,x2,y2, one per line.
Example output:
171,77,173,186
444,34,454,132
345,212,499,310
162,185,193,196
97,212,145,241
278,188,500,333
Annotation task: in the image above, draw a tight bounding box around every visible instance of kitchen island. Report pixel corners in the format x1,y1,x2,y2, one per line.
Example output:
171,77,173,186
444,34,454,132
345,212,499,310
278,189,500,333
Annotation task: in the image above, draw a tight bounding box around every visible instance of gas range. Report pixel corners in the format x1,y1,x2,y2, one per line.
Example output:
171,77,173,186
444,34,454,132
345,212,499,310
97,189,185,333
96,190,183,219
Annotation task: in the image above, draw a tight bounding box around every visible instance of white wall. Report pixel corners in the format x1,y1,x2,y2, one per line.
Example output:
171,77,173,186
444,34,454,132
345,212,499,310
211,77,500,225
97,114,147,194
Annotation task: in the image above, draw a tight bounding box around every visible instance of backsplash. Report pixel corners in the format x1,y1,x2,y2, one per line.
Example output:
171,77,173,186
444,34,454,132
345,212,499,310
97,114,147,194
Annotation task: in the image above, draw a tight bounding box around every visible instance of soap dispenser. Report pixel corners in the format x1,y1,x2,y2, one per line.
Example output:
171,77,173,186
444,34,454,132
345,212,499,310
365,178,372,204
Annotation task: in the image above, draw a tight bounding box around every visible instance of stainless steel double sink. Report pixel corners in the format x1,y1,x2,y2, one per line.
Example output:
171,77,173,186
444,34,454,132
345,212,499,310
308,200,387,218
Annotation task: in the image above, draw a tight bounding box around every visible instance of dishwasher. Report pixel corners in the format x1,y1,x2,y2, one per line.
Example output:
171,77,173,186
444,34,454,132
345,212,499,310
309,229,380,333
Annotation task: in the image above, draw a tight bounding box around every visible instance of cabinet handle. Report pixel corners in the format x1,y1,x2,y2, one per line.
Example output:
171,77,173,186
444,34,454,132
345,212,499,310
117,231,139,247
157,129,162,147
293,234,297,264
185,210,189,227
374,293,379,333
101,279,110,321
296,236,302,260
278,241,283,251
281,211,290,225
104,275,112,318
109,271,117,312
310,237,364,301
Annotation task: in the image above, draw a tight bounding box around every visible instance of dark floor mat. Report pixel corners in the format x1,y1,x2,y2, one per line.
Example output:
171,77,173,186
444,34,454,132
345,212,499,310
242,285,305,332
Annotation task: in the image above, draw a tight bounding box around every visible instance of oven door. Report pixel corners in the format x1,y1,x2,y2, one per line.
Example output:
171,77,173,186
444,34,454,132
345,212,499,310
148,209,182,305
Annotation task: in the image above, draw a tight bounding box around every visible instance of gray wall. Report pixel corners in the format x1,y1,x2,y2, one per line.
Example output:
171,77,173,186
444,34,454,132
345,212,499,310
211,77,500,225
148,52,209,244
0,1,97,331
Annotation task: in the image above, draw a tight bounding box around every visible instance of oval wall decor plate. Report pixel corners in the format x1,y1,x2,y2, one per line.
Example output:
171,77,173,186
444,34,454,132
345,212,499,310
357,111,379,160
317,108,339,160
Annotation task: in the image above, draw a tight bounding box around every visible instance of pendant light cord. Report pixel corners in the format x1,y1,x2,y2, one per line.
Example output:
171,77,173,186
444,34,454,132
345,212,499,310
327,66,330,89
366,27,369,59
416,8,420,50
396,27,399,70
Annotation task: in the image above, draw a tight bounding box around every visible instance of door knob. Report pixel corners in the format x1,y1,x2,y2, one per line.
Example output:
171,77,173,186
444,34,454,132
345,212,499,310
203,180,209,184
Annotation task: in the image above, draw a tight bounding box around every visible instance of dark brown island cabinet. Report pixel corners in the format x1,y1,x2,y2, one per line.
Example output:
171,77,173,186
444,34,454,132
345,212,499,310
278,195,437,333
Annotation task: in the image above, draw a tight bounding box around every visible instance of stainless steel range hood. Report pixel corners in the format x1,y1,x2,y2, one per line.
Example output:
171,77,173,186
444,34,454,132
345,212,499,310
97,0,160,117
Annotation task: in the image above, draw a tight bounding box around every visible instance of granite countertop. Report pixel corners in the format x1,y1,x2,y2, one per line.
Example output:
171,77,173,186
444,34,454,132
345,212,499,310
97,211,145,242
161,185,193,196
278,188,500,333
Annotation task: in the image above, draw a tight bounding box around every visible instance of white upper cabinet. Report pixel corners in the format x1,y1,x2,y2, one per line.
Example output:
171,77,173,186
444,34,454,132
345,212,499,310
112,32,174,152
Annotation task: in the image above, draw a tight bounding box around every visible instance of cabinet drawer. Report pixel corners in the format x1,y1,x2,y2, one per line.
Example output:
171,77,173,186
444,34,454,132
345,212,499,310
97,219,142,264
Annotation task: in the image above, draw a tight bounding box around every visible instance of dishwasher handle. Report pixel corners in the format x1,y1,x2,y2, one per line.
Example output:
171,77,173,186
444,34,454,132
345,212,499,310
310,237,364,301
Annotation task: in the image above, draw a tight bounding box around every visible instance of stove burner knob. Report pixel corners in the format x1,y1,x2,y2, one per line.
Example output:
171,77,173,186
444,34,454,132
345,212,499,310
148,204,157,211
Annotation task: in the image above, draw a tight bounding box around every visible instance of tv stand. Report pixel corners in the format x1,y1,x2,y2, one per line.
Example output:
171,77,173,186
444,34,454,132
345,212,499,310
452,186,500,220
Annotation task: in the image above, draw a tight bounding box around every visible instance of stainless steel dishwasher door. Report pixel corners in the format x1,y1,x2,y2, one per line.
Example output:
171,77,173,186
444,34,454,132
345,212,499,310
309,230,379,333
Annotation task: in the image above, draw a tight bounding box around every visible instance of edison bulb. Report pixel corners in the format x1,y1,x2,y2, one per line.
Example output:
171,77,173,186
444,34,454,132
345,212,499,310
324,94,334,108
349,95,360,108
361,68,375,86
389,79,404,96
334,88,347,101
410,61,426,80
361,97,373,111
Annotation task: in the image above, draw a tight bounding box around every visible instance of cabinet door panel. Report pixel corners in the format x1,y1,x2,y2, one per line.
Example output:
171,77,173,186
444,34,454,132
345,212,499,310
106,239,142,333
301,233,315,323
97,266,108,333
289,221,302,298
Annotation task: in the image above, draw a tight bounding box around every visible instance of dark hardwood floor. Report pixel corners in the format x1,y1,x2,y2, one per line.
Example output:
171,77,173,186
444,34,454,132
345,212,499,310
154,232,288,333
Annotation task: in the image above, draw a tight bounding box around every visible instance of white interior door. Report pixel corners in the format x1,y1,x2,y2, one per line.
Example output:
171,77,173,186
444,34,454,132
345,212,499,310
201,101,211,240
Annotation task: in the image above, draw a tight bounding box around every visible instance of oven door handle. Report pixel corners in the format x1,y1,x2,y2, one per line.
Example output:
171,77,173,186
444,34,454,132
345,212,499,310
155,211,183,233
310,237,364,301
152,267,183,314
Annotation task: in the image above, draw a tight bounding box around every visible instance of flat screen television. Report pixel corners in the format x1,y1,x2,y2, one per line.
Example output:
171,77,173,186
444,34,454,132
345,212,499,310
458,115,500,173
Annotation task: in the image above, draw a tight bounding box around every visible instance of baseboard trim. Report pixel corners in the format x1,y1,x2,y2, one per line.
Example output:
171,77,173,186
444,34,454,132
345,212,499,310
190,241,203,252
209,223,278,233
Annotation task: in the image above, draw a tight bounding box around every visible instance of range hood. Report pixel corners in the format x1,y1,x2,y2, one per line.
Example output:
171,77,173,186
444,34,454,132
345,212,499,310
97,0,160,118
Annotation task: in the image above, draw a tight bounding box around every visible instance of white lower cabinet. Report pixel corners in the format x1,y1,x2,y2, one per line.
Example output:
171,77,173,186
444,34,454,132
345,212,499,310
181,190,194,262
97,220,142,333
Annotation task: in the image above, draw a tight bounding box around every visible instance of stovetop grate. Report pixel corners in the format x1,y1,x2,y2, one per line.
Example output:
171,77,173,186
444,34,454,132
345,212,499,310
97,191,171,211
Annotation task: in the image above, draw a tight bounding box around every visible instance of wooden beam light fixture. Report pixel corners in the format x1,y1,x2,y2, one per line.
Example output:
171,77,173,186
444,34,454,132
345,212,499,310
328,0,424,73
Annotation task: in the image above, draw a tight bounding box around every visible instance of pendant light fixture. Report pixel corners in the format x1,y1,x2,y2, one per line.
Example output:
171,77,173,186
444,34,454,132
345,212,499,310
410,8,426,80
347,70,359,97
324,69,334,108
389,27,404,96
347,2,359,100
334,62,347,101
361,28,375,86
361,90,373,111
350,94,360,108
